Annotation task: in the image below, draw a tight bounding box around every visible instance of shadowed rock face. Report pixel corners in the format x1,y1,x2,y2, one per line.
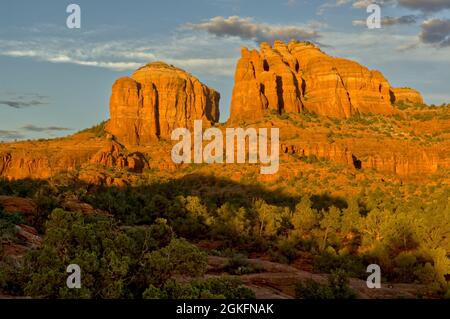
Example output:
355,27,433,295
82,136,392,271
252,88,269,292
107,62,220,145
230,40,401,121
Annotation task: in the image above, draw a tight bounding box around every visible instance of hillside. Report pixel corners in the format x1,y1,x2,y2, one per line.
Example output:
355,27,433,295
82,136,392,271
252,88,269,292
0,41,449,299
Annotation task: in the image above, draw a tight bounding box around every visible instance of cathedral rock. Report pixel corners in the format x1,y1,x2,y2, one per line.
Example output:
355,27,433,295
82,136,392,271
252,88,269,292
107,62,220,145
229,40,422,122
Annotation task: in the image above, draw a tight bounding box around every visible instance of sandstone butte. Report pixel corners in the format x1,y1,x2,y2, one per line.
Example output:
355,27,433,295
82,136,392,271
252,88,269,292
229,40,420,122
0,41,449,182
107,61,220,144
391,87,424,105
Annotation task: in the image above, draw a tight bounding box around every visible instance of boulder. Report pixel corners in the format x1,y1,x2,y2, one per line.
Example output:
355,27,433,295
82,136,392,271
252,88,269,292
0,196,38,218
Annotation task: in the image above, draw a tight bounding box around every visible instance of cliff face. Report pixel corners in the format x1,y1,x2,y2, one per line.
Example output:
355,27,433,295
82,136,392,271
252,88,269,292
391,88,424,105
230,41,398,121
0,148,93,180
281,141,445,176
0,133,109,180
107,62,220,145
0,45,447,182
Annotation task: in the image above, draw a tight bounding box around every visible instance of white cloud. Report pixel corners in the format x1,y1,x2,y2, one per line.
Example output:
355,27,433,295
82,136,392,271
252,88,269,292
184,16,321,43
318,0,397,13
0,34,240,76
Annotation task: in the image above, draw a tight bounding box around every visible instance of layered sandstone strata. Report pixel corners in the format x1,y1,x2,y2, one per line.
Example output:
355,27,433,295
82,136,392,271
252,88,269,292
230,41,398,121
281,141,443,176
107,62,220,144
391,88,424,105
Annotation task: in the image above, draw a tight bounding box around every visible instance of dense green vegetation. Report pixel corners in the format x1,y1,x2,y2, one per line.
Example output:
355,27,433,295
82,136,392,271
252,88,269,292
0,208,253,298
295,269,356,299
0,174,449,298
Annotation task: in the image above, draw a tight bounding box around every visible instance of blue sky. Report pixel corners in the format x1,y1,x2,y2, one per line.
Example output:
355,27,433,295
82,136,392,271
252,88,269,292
1,0,450,141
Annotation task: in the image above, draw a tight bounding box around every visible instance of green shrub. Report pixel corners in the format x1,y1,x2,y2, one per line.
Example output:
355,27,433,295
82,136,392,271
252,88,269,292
271,239,299,264
393,252,418,283
295,269,356,299
223,254,263,275
313,253,366,278
295,279,333,299
143,277,255,299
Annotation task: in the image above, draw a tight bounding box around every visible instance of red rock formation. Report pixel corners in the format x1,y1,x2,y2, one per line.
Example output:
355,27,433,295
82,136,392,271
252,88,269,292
15,224,42,249
1,224,42,260
230,41,395,121
0,196,38,217
281,140,446,177
391,88,424,105
107,62,220,144
89,140,147,173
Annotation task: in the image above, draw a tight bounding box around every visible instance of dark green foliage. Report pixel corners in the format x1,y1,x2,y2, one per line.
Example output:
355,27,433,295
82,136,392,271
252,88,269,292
143,277,255,299
1,173,449,298
143,238,208,287
295,269,356,299
0,211,25,244
313,253,366,278
222,254,263,275
19,210,207,298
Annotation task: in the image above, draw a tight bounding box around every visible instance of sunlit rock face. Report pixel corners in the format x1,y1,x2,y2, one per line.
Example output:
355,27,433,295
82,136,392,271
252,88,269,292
108,62,220,145
229,40,397,121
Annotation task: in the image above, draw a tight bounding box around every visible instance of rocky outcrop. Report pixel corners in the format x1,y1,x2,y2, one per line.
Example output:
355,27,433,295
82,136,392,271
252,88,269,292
14,224,42,249
1,224,42,260
89,140,147,173
0,143,97,180
107,62,220,144
281,141,444,176
0,196,38,216
391,88,424,105
230,41,395,121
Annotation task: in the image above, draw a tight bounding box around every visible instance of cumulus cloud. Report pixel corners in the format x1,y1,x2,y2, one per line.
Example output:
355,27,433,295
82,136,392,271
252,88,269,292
0,93,49,109
21,125,72,132
420,18,450,47
353,15,419,26
398,0,450,13
184,16,321,44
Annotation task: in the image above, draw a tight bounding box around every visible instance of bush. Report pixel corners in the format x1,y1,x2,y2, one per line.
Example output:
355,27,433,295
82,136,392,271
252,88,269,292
295,269,356,299
223,254,263,275
143,277,255,299
313,252,366,278
0,211,25,244
143,238,208,287
393,252,418,283
271,239,299,264
295,279,334,299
